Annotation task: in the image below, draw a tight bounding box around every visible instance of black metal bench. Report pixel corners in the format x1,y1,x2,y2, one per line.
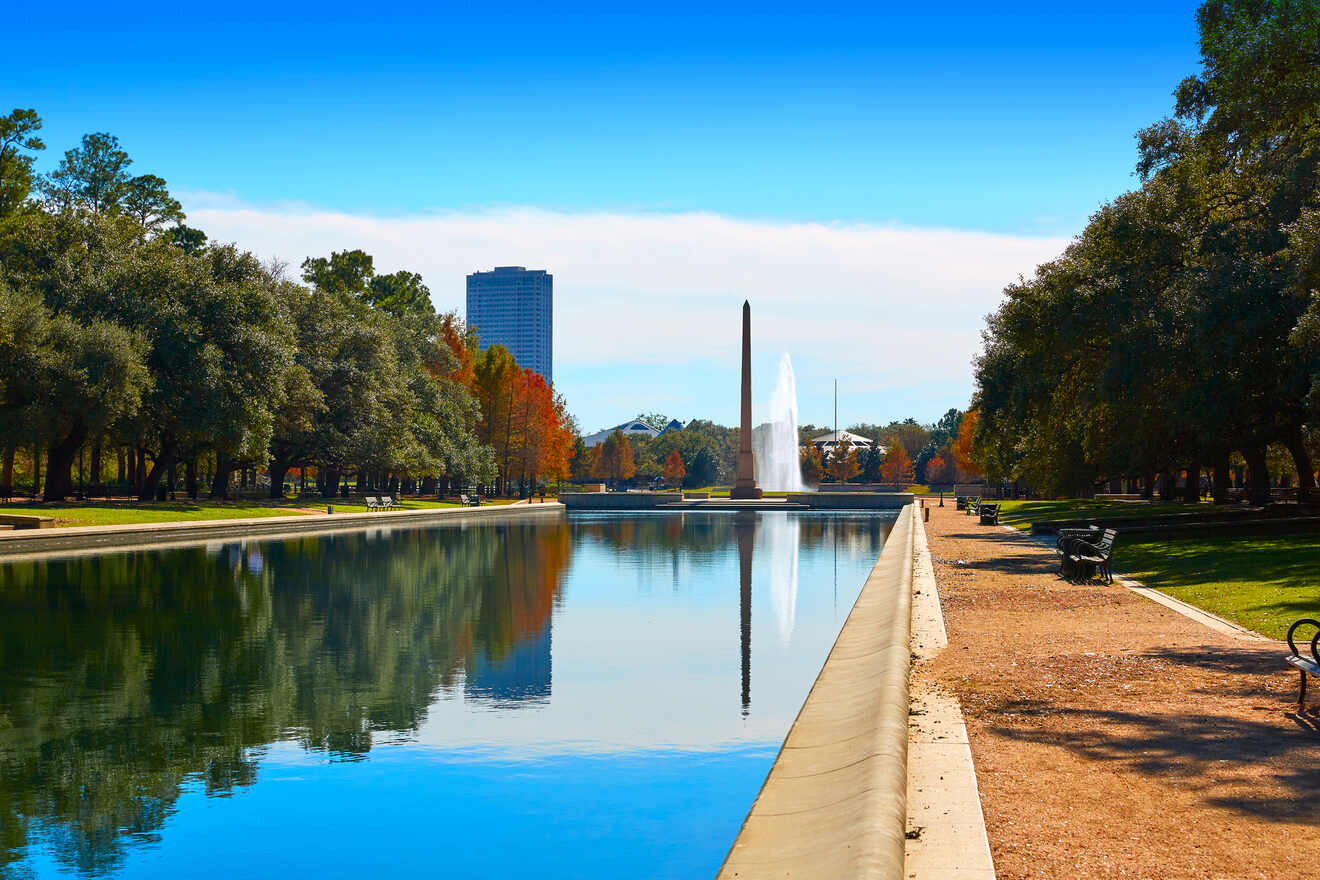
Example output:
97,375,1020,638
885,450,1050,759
965,497,981,516
979,502,1000,525
1286,617,1320,710
955,495,970,510
1060,528,1117,583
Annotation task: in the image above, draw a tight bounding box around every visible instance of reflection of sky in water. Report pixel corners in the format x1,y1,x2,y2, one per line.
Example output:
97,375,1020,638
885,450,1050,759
1,511,892,880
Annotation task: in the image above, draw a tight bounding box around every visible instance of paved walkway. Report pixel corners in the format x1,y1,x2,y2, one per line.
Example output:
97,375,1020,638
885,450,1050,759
921,503,1320,880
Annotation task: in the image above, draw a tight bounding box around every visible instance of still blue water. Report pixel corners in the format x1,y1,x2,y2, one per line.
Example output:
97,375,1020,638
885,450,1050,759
0,510,892,879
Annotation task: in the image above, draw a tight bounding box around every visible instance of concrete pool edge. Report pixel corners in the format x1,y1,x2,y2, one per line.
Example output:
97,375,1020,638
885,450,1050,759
0,502,565,559
716,503,916,879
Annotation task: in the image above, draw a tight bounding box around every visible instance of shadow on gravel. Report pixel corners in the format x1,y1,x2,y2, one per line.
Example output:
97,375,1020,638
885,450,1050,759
989,698,1320,820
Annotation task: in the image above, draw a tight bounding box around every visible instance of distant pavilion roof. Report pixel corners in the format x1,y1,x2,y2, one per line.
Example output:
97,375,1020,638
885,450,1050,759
808,431,876,447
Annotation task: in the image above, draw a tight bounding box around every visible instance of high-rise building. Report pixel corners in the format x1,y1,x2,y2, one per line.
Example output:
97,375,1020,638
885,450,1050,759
465,266,553,384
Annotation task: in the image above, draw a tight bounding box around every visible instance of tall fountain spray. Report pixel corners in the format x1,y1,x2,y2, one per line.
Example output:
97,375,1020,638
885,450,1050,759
754,353,807,492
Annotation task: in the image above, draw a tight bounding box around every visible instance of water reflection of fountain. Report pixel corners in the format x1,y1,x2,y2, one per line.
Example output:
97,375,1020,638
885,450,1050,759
757,512,799,645
754,353,807,491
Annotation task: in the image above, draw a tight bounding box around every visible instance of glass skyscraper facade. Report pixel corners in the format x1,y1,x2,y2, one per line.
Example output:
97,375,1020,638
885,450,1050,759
465,266,553,384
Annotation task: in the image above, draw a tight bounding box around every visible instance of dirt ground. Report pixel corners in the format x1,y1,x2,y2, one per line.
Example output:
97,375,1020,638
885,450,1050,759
921,503,1320,880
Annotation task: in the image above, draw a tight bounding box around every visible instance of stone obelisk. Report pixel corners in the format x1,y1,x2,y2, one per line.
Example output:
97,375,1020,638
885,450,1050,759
730,300,763,500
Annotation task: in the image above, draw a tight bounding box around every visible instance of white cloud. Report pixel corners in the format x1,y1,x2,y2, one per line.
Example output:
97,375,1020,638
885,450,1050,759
182,195,1068,429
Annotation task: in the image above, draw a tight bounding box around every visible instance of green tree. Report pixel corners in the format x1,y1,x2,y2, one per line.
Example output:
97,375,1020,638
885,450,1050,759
121,174,184,231
165,224,208,254
0,108,44,216
300,249,374,296
41,132,133,214
367,270,434,317
36,312,149,499
635,411,671,431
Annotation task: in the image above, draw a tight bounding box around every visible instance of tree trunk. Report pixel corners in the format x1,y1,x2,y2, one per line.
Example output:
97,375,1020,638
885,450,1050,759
185,457,199,499
31,445,41,499
321,466,340,499
1243,447,1271,506
211,452,234,499
116,447,126,487
1158,469,1177,501
1284,431,1315,502
89,442,102,488
269,459,290,499
1,446,13,492
1182,460,1201,503
43,425,86,501
138,446,175,501
167,459,177,500
1141,470,1155,499
1212,454,1232,504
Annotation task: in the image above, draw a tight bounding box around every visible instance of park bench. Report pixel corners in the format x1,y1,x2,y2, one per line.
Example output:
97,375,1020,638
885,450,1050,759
1285,617,1320,710
1055,525,1099,556
379,495,399,510
955,495,971,510
1060,528,1118,583
979,502,1001,525
364,496,381,511
965,497,981,516
459,493,481,507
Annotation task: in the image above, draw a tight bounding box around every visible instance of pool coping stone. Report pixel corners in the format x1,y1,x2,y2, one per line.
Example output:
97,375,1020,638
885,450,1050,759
0,501,564,558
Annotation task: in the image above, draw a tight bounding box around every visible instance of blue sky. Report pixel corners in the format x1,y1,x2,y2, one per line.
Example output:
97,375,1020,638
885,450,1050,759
7,1,1205,431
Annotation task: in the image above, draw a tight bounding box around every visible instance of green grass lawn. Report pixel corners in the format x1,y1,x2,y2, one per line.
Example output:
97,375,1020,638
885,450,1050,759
0,499,321,527
996,498,1207,530
1119,535,1320,640
0,497,519,527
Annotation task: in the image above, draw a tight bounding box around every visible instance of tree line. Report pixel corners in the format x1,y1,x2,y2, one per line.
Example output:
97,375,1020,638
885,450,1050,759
569,409,977,489
0,112,574,500
972,1,1320,500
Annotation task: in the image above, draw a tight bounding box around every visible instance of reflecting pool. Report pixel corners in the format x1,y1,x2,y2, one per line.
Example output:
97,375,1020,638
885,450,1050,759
0,510,893,879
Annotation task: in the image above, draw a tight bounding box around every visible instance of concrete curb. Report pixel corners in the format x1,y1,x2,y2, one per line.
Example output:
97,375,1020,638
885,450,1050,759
907,506,997,879
718,504,915,879
0,502,563,559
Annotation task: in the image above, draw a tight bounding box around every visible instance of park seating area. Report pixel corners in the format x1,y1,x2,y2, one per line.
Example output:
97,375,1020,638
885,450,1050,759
364,496,401,512
459,494,481,507
1057,527,1118,583
978,502,1000,525
1286,617,1320,710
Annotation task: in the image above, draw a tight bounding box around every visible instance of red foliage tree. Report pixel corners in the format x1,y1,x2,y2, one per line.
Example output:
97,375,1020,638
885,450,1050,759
662,449,686,487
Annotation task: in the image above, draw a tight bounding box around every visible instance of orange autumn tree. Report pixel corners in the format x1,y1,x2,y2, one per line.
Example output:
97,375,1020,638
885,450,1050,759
437,314,478,386
925,449,955,484
471,345,576,494
952,409,982,478
800,444,823,484
662,449,686,487
596,430,636,487
508,368,576,492
828,438,860,483
880,435,914,484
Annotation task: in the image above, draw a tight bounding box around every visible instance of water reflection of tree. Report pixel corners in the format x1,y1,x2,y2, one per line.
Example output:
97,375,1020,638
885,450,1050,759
572,512,892,558
0,521,570,877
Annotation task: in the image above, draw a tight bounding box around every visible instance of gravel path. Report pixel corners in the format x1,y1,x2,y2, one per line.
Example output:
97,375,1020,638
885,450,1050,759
921,503,1320,879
